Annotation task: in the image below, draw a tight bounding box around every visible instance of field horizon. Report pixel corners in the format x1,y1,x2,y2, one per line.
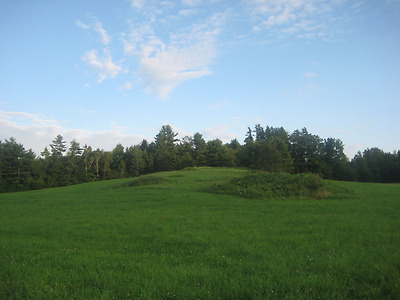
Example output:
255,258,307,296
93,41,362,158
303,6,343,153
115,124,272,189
1,167,399,299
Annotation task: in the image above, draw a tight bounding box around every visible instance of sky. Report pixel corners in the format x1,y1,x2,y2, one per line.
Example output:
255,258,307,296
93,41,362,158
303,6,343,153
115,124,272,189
1,0,399,158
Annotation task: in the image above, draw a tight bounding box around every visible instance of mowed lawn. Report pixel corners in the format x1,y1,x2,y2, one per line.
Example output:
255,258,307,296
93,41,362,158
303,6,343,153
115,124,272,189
1,168,399,299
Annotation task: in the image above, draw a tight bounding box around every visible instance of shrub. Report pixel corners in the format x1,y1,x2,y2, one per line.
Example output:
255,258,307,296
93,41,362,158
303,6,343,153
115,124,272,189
210,172,336,200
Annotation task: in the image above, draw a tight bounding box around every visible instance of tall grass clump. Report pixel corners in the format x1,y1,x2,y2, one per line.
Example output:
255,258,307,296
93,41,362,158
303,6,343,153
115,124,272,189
210,172,343,199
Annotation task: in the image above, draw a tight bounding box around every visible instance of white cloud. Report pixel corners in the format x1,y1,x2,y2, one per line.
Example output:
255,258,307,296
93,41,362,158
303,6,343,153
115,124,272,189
81,49,122,82
76,20,90,29
202,124,238,143
93,20,111,45
118,82,134,91
304,72,317,77
0,110,148,155
76,17,111,45
169,124,192,138
124,12,225,98
244,0,346,38
137,41,214,99
182,0,203,6
130,0,146,9
178,9,199,16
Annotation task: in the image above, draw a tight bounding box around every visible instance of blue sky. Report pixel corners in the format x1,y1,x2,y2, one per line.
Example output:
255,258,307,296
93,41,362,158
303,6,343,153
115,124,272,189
1,0,399,158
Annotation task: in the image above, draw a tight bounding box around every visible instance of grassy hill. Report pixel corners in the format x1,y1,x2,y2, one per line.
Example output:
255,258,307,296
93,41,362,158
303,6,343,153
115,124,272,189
1,168,399,299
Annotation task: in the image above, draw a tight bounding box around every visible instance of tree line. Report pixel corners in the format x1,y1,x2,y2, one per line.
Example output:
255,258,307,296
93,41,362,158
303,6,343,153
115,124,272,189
1,124,399,192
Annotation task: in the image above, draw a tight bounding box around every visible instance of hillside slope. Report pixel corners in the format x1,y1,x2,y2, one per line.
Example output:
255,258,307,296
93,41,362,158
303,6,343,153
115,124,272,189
1,168,399,299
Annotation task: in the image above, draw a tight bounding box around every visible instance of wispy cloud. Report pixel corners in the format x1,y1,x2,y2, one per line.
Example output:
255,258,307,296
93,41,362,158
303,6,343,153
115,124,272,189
0,110,147,155
93,20,111,45
76,1,355,98
244,0,347,39
130,0,146,9
304,72,317,78
118,82,134,91
81,49,122,83
202,124,238,142
76,17,111,45
76,20,90,30
178,9,199,16
182,0,203,6
123,12,225,99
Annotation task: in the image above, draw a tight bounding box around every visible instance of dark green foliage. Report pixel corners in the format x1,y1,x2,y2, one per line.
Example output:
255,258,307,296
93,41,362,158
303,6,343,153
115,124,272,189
50,134,67,157
192,133,207,166
154,125,178,171
290,128,325,175
210,172,346,199
0,124,399,192
238,125,293,172
0,138,36,192
206,139,236,167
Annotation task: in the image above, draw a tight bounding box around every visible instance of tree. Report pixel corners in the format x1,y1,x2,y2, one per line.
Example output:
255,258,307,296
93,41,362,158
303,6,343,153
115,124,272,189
112,144,126,178
323,138,348,179
0,138,34,192
125,146,145,177
351,151,372,182
50,134,67,157
289,128,325,174
177,136,195,169
154,125,178,171
81,145,95,181
244,127,254,144
362,148,392,182
41,147,51,159
255,138,293,172
100,152,113,180
65,139,84,184
228,139,241,151
93,149,102,180
68,139,83,156
237,127,258,168
206,139,236,167
254,124,265,141
193,133,206,167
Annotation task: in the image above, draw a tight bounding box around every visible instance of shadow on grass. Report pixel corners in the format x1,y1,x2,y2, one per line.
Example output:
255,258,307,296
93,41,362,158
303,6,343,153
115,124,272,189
121,176,169,188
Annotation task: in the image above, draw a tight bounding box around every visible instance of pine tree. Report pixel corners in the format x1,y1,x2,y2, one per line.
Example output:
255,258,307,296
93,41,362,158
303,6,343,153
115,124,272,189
50,134,67,157
154,125,178,171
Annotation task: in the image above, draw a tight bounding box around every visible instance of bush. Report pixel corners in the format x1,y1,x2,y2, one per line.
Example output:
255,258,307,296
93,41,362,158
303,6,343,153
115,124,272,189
210,172,336,200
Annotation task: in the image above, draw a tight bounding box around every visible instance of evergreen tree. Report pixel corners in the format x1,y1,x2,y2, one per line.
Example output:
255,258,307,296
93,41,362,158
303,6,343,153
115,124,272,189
125,146,146,177
0,138,34,191
351,151,372,182
154,125,178,171
68,139,83,156
254,124,265,141
177,136,195,169
50,134,67,157
206,139,236,167
193,133,206,167
112,144,126,178
81,145,96,181
100,152,113,180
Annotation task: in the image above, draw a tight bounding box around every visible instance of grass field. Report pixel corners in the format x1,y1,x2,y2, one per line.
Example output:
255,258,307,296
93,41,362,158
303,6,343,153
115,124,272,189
1,168,399,299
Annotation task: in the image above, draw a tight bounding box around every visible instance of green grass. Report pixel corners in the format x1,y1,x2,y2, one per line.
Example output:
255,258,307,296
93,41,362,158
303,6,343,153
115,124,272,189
1,167,399,299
